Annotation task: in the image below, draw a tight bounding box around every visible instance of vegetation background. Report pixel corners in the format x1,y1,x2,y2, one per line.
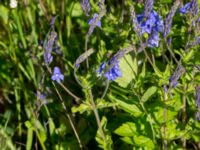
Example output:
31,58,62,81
0,0,200,149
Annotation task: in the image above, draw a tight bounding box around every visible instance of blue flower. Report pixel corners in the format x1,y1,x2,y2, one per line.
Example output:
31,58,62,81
97,55,122,81
88,13,101,27
97,62,106,75
104,60,122,81
51,66,64,83
136,10,163,48
148,31,159,48
137,10,163,34
179,2,191,14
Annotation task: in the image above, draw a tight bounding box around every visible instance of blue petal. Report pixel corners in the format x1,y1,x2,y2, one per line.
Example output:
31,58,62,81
179,2,191,14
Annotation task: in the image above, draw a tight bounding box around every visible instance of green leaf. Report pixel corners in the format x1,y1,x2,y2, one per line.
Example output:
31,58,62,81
153,66,163,78
71,3,82,17
108,94,142,117
26,128,33,150
183,49,194,63
141,86,157,103
121,137,134,145
114,122,137,137
133,135,155,149
140,61,146,78
96,116,113,150
164,121,186,140
0,5,9,24
115,54,136,88
48,117,55,136
152,106,178,124
18,63,31,81
71,102,91,114
25,121,33,128
96,98,116,109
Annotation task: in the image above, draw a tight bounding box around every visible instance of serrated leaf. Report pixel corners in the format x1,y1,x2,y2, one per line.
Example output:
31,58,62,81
114,122,137,137
133,135,155,149
115,54,136,88
141,86,157,103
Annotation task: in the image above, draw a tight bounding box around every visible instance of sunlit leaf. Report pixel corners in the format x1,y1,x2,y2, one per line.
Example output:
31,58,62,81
115,54,137,88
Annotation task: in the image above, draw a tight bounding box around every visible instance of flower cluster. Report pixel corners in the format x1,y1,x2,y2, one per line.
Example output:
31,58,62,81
98,54,123,81
105,61,122,81
164,0,180,38
43,31,59,64
137,10,164,47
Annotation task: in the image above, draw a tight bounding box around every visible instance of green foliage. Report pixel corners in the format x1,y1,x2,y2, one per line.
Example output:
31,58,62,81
0,0,200,149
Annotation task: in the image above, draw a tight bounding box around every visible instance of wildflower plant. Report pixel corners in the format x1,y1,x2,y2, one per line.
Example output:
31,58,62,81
1,0,200,150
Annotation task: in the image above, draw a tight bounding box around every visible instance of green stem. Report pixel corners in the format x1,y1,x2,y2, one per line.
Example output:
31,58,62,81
88,89,106,141
52,82,83,149
140,102,156,143
101,80,109,100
